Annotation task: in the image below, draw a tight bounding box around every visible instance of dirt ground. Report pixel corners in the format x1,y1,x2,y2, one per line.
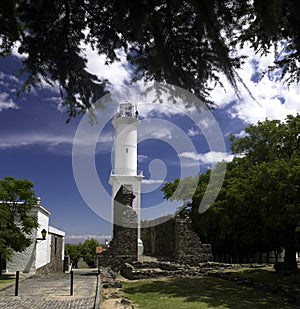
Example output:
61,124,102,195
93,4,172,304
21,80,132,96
101,276,138,309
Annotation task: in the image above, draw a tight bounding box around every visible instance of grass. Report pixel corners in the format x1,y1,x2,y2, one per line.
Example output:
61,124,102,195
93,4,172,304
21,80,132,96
223,266,300,288
122,276,295,309
0,277,15,289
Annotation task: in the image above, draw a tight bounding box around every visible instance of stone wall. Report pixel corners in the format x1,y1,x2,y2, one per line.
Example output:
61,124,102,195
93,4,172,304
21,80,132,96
97,185,138,268
109,185,137,257
141,213,212,265
142,215,175,257
35,234,64,274
50,234,64,272
174,218,213,264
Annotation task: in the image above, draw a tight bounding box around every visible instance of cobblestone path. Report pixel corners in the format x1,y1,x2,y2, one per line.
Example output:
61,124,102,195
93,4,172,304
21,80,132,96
0,269,98,309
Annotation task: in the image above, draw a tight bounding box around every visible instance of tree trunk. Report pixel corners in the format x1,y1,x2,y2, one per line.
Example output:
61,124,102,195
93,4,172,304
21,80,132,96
280,225,298,275
275,249,279,264
0,258,3,277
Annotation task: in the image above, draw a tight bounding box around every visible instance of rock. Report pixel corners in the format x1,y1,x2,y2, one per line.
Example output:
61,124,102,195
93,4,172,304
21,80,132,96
114,280,123,288
121,298,132,305
110,292,123,298
102,279,122,288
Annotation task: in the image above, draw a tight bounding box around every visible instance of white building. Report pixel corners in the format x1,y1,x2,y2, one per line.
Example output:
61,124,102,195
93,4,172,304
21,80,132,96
4,202,65,274
109,102,144,255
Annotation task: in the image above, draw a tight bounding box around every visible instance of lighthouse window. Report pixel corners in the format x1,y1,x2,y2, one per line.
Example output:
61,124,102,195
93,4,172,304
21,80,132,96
126,148,128,153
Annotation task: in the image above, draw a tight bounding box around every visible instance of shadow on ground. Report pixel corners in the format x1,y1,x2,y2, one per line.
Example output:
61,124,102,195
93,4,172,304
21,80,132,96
122,276,294,309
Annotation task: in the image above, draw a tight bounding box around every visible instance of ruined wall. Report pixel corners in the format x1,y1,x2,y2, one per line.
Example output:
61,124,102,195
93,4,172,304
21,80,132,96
142,215,175,257
174,218,213,264
98,185,138,268
110,204,138,256
141,214,212,265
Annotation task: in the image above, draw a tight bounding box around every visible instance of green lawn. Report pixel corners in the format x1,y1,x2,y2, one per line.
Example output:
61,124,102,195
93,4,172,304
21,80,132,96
122,276,294,309
223,266,300,287
0,277,15,289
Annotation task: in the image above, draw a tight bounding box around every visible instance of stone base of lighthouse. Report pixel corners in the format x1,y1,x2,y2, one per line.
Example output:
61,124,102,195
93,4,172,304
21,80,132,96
109,172,144,255
97,185,140,270
111,185,138,257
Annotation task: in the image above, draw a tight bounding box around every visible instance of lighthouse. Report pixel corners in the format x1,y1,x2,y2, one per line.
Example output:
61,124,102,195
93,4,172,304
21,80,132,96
109,102,144,256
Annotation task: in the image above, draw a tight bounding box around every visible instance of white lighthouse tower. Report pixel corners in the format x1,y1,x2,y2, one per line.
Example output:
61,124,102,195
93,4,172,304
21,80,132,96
109,102,144,255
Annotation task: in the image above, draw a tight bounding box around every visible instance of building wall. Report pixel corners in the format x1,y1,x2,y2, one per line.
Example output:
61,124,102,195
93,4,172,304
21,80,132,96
35,209,51,270
50,234,64,272
49,226,65,272
6,235,37,273
6,205,51,273
5,204,65,274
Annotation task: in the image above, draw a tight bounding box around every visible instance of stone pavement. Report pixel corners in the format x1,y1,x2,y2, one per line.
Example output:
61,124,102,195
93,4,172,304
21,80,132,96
0,269,99,309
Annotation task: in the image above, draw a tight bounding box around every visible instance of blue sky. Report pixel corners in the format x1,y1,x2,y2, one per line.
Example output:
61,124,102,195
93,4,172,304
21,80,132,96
1,43,300,244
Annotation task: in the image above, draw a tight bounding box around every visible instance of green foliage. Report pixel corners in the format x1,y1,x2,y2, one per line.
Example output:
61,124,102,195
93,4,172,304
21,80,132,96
0,176,39,275
162,114,300,273
1,1,300,120
65,238,100,267
65,243,82,265
80,239,100,267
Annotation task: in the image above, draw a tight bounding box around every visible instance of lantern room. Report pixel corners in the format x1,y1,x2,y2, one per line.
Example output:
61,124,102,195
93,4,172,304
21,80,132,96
116,102,138,119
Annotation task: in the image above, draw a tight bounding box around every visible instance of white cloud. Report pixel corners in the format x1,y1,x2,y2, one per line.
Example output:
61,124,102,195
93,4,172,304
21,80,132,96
11,40,25,58
142,179,163,184
0,130,115,156
234,130,248,138
179,151,234,165
0,93,19,111
0,132,73,150
187,127,201,137
65,234,112,244
210,43,300,124
179,152,201,161
85,46,132,93
152,128,173,139
0,72,20,84
139,119,173,140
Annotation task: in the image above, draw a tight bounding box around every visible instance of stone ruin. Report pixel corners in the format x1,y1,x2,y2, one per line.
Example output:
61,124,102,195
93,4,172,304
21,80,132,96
109,184,137,258
141,214,212,265
97,185,138,269
97,184,213,276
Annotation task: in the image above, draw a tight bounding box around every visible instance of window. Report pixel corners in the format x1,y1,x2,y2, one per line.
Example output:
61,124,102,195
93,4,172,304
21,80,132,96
54,237,57,255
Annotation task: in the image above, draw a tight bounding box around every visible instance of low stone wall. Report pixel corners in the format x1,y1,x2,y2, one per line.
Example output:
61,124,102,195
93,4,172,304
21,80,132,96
120,262,204,280
119,261,268,280
97,254,137,272
36,261,63,275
